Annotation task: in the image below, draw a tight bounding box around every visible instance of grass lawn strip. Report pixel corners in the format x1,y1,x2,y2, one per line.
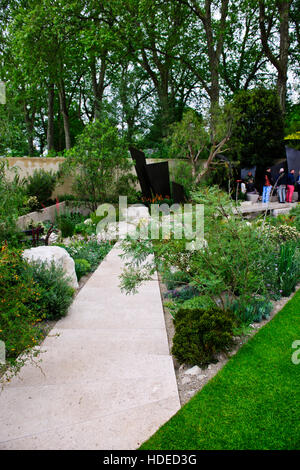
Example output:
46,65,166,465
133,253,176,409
140,289,300,450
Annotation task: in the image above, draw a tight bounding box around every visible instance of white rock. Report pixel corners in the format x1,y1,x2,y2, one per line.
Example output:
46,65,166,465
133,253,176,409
181,376,191,385
47,232,59,245
97,221,137,241
185,365,202,376
22,246,78,289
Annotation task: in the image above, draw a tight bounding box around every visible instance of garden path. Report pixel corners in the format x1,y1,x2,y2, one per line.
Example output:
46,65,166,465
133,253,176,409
0,243,180,449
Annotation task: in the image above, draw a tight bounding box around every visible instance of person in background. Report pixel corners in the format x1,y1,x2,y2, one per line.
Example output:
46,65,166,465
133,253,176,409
262,167,274,203
277,168,287,203
286,169,295,203
246,178,257,194
244,171,254,183
295,170,300,194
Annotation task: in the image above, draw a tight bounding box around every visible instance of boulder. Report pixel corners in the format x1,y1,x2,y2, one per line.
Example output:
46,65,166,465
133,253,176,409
22,246,78,289
96,221,138,241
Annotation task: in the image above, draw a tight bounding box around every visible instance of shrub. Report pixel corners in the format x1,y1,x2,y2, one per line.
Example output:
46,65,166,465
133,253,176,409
277,243,300,297
162,270,191,290
62,119,134,210
165,285,200,302
24,261,75,321
263,224,299,244
75,258,91,280
290,204,300,231
229,296,273,324
0,161,25,243
56,212,85,238
0,245,45,370
172,307,235,366
24,169,57,205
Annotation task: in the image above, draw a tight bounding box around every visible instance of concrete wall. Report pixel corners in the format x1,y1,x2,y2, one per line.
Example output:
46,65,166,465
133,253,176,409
5,157,72,197
4,156,194,198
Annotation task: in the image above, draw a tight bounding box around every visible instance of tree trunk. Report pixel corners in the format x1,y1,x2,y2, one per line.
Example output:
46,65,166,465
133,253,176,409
24,103,35,156
259,0,291,113
58,80,71,150
47,83,55,152
277,0,290,113
91,54,107,120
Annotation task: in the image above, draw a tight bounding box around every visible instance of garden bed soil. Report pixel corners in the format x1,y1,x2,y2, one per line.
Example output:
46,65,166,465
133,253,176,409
158,274,300,406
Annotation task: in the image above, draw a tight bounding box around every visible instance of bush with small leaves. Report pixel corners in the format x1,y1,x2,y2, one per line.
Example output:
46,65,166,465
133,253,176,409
172,307,235,366
75,258,91,280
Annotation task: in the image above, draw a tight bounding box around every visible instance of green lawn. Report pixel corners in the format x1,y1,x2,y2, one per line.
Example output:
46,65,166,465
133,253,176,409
141,290,300,450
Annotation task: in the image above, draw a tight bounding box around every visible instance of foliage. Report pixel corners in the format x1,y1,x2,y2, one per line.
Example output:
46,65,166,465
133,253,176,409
172,307,235,366
290,204,300,231
165,285,200,303
0,245,45,376
0,161,25,243
277,243,300,297
120,186,278,306
172,161,195,199
229,88,285,180
263,224,299,244
23,261,75,321
166,109,208,180
74,258,91,280
24,169,57,205
62,119,134,210
61,238,112,271
229,296,273,324
56,212,85,238
162,269,190,290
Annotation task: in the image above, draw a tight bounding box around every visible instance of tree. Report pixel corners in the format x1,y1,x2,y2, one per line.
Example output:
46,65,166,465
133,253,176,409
168,106,235,182
167,109,208,180
258,0,292,112
62,120,134,210
230,88,285,187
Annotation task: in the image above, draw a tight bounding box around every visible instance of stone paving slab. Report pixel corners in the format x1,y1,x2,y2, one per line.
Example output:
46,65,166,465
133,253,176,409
0,243,180,449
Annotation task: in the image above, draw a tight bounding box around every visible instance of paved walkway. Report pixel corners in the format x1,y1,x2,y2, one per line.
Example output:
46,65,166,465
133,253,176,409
237,201,297,215
0,244,180,449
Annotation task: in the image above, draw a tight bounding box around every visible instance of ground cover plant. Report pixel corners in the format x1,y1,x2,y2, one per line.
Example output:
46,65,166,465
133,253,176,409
58,238,112,280
140,290,300,450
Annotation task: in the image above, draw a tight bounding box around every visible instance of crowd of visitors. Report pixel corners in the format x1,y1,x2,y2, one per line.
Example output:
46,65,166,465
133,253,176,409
241,168,300,204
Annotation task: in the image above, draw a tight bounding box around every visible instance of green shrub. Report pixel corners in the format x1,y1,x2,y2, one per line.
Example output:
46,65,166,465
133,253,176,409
172,307,235,366
57,216,75,238
24,261,75,321
56,212,85,238
75,258,91,280
162,270,190,290
24,169,57,205
0,161,25,243
229,296,273,324
277,243,300,297
180,295,216,311
263,224,299,244
0,246,45,369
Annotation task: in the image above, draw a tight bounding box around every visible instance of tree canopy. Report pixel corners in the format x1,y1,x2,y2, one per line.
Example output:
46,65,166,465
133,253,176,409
0,0,298,157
